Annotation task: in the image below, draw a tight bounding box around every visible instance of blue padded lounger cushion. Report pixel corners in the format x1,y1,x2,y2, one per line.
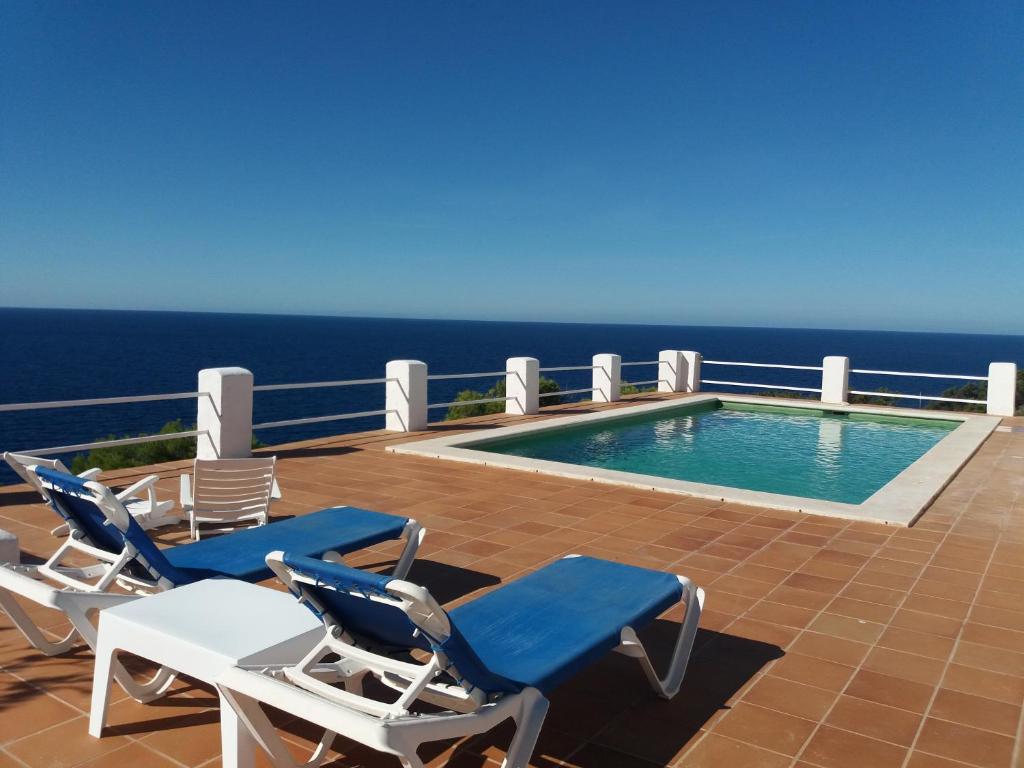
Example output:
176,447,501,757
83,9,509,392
164,506,408,583
447,555,683,694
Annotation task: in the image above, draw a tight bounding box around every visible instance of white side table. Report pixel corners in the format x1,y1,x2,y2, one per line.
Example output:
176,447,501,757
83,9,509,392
89,579,323,768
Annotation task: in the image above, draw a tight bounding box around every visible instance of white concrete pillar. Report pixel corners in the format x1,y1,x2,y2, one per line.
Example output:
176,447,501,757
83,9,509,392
386,360,428,432
821,356,850,405
506,357,539,415
592,354,621,403
681,351,702,393
987,362,1018,417
658,350,684,393
197,367,253,459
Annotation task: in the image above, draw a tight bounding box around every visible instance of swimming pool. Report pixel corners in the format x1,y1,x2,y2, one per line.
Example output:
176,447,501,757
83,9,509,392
391,394,1000,524
476,401,957,504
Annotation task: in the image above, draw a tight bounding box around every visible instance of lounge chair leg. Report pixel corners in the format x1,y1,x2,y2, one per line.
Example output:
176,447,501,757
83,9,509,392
88,639,118,737
112,661,178,703
502,688,549,768
219,691,257,768
622,579,705,700
0,588,78,655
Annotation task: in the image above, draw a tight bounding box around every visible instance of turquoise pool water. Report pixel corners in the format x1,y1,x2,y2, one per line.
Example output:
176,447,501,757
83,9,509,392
477,402,959,504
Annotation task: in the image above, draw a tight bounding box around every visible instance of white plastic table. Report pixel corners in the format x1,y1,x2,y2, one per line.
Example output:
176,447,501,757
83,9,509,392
88,579,323,768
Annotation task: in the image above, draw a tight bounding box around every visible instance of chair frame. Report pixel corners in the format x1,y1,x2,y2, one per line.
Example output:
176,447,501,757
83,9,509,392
180,457,280,540
4,451,178,534
216,553,704,768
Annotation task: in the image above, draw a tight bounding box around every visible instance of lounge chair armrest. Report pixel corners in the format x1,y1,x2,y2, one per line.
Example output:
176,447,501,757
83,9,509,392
77,467,103,480
115,474,161,502
180,473,193,508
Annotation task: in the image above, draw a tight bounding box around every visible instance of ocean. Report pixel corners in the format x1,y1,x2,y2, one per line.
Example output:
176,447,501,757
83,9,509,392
2,307,1022,484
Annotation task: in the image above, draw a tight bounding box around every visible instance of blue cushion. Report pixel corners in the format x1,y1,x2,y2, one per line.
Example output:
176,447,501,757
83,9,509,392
446,556,683,694
164,507,409,584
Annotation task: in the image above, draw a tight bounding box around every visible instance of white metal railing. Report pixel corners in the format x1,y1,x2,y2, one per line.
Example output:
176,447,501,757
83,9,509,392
428,397,514,409
541,387,592,397
18,430,208,458
427,371,510,381
3,352,1015,463
850,368,986,381
702,380,823,394
253,377,391,392
704,360,823,371
701,360,824,395
847,391,982,405
0,389,208,458
252,409,395,430
0,391,204,412
848,368,987,405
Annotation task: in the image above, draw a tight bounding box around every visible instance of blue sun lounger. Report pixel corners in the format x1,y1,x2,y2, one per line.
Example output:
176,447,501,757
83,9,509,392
215,552,704,768
0,466,423,702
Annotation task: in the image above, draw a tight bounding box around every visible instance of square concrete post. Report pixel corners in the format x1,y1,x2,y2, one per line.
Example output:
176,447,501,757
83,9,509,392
197,367,253,459
987,362,1018,417
592,354,621,403
681,351,702,393
821,356,850,405
386,360,428,432
658,350,684,393
506,357,539,415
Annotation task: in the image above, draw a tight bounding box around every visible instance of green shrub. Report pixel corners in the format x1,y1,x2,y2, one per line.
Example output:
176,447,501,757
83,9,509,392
70,420,265,473
445,377,563,420
620,380,657,395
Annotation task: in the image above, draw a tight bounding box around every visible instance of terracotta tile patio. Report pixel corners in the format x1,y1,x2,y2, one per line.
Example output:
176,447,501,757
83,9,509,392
1,394,1022,767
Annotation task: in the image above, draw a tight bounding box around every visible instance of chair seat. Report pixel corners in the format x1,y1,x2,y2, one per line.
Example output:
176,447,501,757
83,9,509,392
448,556,683,693
164,507,409,584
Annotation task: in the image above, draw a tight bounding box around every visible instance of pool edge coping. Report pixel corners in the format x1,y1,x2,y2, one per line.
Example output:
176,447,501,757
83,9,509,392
387,394,1001,526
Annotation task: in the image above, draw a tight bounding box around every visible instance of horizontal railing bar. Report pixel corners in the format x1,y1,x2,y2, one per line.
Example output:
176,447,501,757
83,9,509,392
539,365,599,372
625,379,662,386
427,397,513,409
703,360,823,371
702,380,823,393
426,371,510,381
17,430,205,457
850,369,987,381
541,387,593,397
620,361,659,367
847,390,985,405
0,391,204,413
252,410,392,429
253,378,392,392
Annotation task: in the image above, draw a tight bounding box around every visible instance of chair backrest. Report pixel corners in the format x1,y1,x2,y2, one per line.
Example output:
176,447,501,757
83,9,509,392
192,457,276,518
4,452,75,494
31,466,185,587
271,552,521,695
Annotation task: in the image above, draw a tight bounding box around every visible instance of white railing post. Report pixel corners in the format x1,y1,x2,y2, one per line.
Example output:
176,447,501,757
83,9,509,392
197,367,253,459
681,351,702,393
821,356,850,405
506,357,539,415
987,362,1018,417
386,360,428,432
658,350,684,393
592,354,621,403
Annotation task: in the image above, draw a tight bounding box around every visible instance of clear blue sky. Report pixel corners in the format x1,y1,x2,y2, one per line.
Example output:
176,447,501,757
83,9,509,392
1,1,1021,333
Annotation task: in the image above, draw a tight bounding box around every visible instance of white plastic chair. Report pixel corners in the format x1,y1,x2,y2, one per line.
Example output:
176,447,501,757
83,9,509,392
3,451,178,534
180,457,280,540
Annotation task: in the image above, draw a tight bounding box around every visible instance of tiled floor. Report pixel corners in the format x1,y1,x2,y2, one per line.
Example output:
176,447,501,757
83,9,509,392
1,394,1023,767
